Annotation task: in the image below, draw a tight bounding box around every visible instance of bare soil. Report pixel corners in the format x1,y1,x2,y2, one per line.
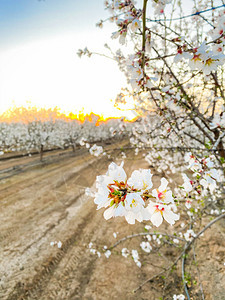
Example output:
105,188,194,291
0,141,224,300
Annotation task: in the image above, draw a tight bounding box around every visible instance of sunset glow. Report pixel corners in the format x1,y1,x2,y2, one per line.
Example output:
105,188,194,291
0,105,138,125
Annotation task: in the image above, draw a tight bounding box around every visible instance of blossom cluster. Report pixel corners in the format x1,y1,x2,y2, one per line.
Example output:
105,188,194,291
175,41,225,75
184,153,220,193
91,161,179,227
89,144,104,157
103,1,225,89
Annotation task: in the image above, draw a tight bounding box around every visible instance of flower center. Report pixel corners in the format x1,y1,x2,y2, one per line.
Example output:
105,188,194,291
192,54,201,62
155,204,165,214
157,189,166,200
108,181,127,204
205,58,214,66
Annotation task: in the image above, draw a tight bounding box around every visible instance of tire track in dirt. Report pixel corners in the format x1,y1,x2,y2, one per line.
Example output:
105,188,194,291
0,148,119,247
2,144,225,300
6,208,96,300
0,150,88,200
0,159,89,245
4,155,114,300
0,141,128,300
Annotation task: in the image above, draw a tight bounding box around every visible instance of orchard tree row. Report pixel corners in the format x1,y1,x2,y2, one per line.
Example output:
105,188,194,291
0,117,131,159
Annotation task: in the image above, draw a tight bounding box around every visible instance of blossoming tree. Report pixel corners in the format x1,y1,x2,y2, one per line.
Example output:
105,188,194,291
79,0,225,298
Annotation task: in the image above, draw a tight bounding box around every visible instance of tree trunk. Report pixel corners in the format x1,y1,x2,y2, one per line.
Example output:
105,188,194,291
40,144,44,161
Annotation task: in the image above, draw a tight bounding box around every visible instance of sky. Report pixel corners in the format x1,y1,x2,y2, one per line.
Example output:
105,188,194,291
0,0,132,119
0,0,214,119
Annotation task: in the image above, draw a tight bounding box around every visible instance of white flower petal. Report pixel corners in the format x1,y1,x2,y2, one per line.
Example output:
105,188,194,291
163,207,180,225
151,211,163,227
103,206,115,220
159,177,168,192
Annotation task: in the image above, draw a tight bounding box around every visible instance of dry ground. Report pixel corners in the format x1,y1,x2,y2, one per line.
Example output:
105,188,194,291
0,141,224,300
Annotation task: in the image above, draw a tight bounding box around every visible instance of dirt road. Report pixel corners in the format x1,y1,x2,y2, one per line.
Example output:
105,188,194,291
0,142,224,300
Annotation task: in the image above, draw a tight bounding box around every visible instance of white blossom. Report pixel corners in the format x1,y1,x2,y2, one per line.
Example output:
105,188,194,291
184,229,196,242
105,250,111,258
140,241,152,253
121,248,129,258
173,294,185,300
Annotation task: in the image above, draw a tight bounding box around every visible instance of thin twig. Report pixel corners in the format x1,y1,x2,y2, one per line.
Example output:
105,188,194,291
109,232,185,250
141,0,148,69
182,249,191,300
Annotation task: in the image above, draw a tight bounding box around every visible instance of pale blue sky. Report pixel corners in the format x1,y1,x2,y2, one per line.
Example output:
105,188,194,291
0,0,108,50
